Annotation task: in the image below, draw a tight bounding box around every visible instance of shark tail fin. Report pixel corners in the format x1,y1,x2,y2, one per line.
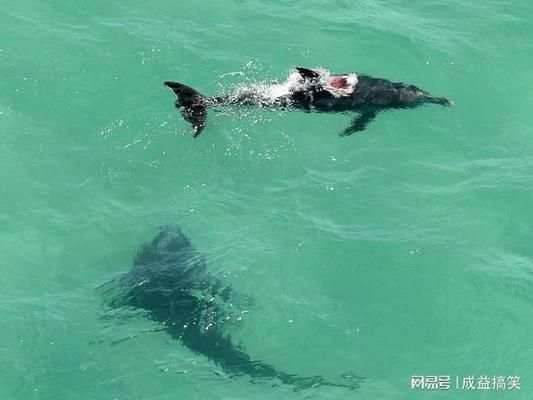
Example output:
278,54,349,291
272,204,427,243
164,81,209,137
426,96,454,107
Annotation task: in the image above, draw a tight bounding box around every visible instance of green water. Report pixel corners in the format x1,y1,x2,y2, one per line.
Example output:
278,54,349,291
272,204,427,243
1,0,533,399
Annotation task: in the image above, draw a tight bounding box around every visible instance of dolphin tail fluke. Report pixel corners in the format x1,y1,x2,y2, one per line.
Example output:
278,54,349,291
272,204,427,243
164,81,209,137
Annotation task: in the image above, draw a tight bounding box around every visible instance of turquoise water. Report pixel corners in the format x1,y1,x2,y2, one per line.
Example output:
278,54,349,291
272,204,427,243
1,0,533,398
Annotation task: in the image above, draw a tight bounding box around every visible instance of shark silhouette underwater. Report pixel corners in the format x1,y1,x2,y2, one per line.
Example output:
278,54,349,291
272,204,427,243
101,226,362,391
164,66,453,137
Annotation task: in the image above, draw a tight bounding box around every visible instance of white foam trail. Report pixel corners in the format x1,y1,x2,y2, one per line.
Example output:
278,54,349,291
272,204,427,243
227,68,359,105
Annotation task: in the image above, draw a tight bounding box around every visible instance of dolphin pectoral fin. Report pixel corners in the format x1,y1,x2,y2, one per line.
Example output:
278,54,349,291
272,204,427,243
340,111,377,136
295,67,320,81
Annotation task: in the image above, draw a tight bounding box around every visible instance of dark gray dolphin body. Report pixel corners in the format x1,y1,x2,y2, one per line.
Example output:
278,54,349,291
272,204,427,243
103,226,361,391
164,67,452,137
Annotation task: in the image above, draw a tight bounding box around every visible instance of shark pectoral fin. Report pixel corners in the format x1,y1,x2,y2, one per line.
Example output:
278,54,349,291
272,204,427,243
340,111,378,137
295,67,320,81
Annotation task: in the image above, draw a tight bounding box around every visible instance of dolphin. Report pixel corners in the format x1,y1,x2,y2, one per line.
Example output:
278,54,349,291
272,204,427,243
102,226,362,391
164,66,452,137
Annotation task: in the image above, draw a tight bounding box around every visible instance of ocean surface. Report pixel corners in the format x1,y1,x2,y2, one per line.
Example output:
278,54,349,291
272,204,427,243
1,1,533,399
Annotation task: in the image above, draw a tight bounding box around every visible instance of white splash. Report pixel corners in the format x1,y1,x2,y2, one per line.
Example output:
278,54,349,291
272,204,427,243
232,68,359,104
230,71,309,105
315,67,358,98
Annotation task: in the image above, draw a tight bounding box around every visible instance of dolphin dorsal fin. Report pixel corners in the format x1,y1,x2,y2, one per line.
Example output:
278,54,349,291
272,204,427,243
295,67,320,81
